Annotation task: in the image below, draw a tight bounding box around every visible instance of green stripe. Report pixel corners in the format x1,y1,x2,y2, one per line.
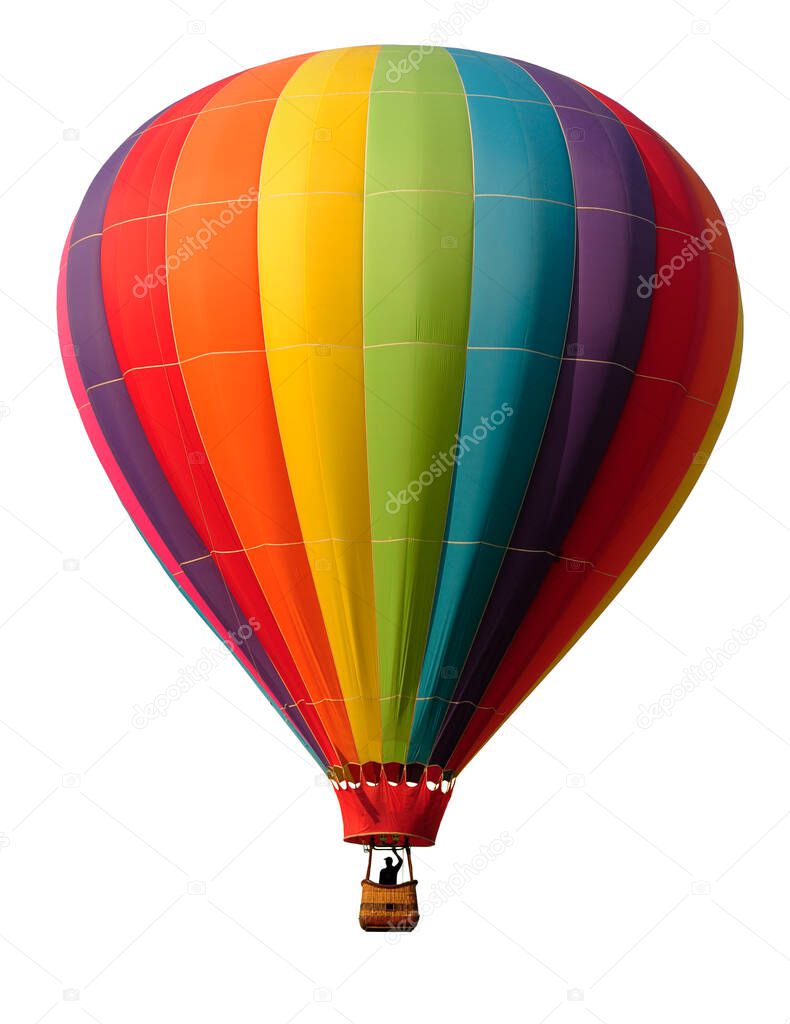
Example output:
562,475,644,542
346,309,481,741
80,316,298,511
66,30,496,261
363,46,474,762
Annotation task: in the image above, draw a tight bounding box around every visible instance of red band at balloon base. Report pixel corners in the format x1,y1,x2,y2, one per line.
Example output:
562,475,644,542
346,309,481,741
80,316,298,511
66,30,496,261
330,764,455,847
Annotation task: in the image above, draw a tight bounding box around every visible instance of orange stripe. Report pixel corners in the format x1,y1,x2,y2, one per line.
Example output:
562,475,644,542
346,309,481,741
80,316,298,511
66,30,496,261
164,58,357,764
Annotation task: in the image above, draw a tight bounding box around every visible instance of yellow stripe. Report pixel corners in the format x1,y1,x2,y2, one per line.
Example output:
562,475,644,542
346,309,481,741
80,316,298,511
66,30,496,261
259,46,382,762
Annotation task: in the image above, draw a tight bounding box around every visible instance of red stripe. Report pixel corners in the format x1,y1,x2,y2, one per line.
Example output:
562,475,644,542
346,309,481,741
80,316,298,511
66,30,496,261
58,222,273,696
99,70,341,764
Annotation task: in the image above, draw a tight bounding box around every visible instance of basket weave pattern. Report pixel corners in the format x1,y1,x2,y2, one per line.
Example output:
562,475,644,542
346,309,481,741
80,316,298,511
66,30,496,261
359,880,419,931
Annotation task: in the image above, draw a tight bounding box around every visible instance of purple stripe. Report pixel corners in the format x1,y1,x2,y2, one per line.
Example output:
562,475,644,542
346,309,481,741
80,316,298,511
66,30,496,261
65,116,328,767
431,63,656,763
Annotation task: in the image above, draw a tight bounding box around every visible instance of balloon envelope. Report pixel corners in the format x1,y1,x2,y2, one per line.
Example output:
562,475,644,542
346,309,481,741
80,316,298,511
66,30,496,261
59,46,741,846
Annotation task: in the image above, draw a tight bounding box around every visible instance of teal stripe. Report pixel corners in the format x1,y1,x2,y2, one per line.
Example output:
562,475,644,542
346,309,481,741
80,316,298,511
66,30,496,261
408,51,576,762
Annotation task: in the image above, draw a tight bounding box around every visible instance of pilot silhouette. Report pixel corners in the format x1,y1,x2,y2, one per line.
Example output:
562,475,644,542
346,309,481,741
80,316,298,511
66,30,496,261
378,847,403,885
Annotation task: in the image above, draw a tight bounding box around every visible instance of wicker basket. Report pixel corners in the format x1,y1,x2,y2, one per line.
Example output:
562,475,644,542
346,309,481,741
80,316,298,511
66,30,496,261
358,841,419,931
359,879,419,932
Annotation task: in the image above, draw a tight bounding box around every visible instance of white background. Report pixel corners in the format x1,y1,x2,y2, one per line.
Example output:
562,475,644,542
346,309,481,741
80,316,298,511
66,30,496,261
2,0,788,1021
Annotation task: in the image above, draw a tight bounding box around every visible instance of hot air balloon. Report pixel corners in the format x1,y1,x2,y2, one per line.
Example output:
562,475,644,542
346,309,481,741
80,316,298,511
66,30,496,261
58,45,741,932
